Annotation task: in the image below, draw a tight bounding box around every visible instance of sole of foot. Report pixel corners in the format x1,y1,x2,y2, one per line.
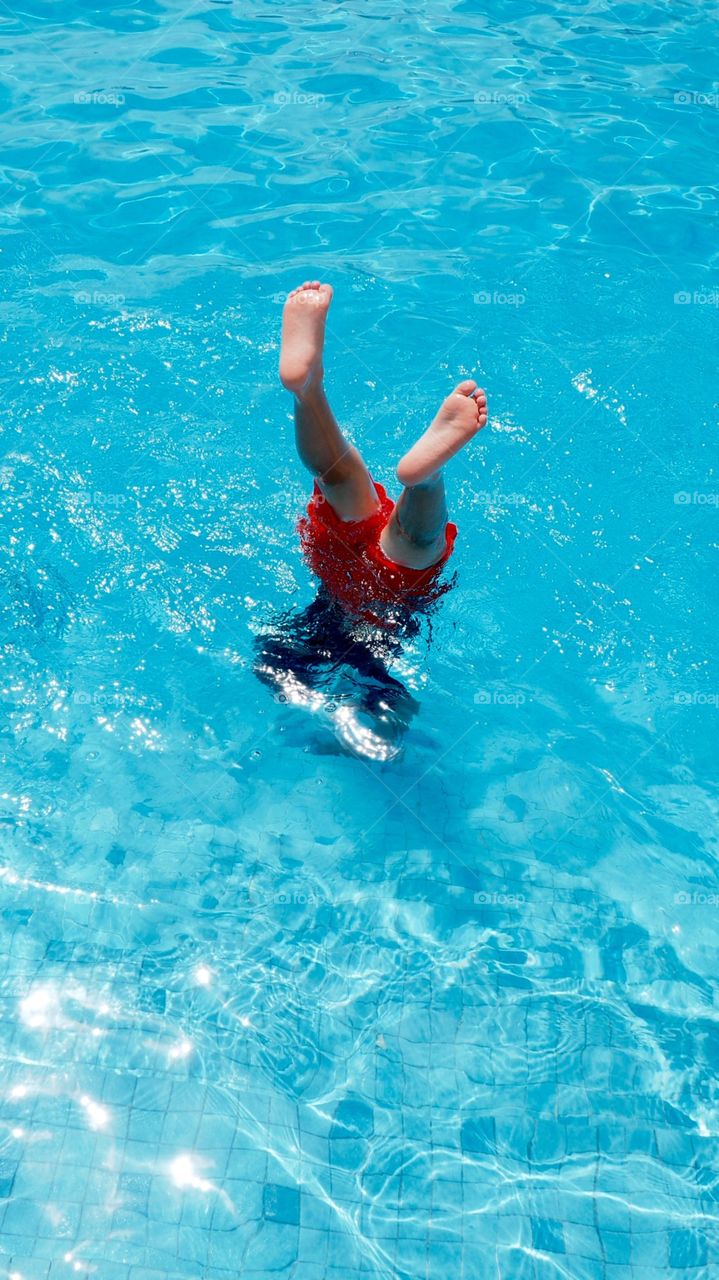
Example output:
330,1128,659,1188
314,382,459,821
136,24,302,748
396,379,488,487
279,280,333,396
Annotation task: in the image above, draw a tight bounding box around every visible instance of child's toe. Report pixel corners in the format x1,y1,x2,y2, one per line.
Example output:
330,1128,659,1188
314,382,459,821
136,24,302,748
454,378,478,397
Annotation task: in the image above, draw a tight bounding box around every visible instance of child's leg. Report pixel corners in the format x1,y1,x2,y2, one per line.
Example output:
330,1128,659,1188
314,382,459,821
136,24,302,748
380,474,450,569
280,281,379,522
380,379,487,570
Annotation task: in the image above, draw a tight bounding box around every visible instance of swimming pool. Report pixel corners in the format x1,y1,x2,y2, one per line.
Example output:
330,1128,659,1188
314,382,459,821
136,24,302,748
1,0,718,1276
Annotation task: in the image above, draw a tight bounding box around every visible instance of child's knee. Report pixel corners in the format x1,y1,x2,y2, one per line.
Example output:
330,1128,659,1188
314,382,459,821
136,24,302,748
319,446,364,488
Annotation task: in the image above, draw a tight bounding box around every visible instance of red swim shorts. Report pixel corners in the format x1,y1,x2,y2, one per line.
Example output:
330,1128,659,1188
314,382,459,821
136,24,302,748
298,480,457,619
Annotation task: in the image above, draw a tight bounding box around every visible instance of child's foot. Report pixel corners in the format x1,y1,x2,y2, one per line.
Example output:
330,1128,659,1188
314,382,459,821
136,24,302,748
396,380,488,487
279,281,333,396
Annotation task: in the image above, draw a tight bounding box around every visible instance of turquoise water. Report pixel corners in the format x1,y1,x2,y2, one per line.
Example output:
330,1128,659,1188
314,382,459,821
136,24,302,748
1,0,718,1276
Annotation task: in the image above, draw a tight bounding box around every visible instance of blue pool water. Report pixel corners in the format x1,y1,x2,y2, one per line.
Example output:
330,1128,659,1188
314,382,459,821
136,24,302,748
1,1,718,1276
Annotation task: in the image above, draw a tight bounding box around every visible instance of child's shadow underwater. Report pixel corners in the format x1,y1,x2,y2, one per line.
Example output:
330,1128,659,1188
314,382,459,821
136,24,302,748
253,588,424,762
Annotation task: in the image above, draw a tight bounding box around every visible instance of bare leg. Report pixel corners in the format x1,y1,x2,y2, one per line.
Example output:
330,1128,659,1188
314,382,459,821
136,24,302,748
381,379,488,570
280,281,379,522
380,473,449,569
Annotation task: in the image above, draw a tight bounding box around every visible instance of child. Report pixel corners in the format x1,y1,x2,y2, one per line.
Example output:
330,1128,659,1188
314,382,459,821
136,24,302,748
279,281,487,619
255,281,488,760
